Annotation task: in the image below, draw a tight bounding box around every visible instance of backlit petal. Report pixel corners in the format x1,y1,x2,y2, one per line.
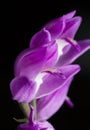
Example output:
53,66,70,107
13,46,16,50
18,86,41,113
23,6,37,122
44,10,76,39
36,65,80,98
37,78,73,120
30,28,51,48
61,10,76,20
61,16,82,38
57,39,90,66
10,76,36,103
44,41,58,67
45,20,65,40
14,47,47,79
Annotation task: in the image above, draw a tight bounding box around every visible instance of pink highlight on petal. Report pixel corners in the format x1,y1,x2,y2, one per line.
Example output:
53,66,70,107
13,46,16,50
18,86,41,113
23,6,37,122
65,96,74,108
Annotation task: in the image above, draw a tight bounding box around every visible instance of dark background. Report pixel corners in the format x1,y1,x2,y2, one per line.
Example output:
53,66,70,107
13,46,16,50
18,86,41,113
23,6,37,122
1,1,90,130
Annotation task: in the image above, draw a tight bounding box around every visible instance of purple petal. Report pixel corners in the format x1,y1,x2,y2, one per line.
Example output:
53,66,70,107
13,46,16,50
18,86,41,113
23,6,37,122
44,41,58,67
30,28,51,48
37,78,73,120
17,105,55,130
64,37,80,51
37,121,55,130
57,39,90,66
61,16,82,38
36,65,80,98
45,19,65,40
14,47,47,79
10,76,36,103
17,123,38,130
44,10,76,39
17,121,54,130
61,10,76,20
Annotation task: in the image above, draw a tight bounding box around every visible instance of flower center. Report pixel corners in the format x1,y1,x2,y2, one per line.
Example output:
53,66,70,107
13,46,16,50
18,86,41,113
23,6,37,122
42,67,58,73
34,73,46,93
56,39,68,60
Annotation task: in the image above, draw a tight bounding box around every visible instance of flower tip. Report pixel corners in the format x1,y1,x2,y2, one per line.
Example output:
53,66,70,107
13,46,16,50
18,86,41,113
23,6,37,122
73,64,81,72
65,97,74,108
71,10,76,15
63,10,76,19
77,65,81,71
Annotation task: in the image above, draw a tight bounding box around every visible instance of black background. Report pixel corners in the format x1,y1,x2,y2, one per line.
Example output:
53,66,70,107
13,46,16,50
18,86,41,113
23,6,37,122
1,1,90,130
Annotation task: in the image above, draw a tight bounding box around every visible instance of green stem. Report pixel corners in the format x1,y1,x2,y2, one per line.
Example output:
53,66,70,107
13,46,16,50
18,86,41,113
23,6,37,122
19,103,30,119
19,100,37,122
31,99,37,120
13,117,28,123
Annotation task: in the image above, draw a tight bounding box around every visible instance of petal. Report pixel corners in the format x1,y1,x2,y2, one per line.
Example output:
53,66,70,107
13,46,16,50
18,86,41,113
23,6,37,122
17,122,38,130
18,120,54,130
57,39,90,66
61,16,82,38
45,19,65,40
30,28,51,48
37,78,73,120
44,41,58,67
45,10,76,28
44,10,76,39
37,121,55,130
61,10,76,20
14,47,47,79
64,37,80,51
10,76,36,103
36,65,80,98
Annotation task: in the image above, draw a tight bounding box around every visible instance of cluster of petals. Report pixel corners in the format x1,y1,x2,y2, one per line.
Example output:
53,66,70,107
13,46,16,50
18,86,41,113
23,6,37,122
10,10,90,124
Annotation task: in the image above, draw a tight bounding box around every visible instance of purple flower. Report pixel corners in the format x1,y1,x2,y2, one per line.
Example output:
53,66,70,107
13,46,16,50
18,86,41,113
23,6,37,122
10,10,90,120
17,105,55,130
10,42,80,103
28,10,90,120
30,10,90,66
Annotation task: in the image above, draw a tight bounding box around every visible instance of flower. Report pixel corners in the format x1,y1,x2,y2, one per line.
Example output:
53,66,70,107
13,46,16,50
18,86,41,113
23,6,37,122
28,10,90,120
10,43,80,103
30,10,90,66
10,10,90,120
17,105,55,130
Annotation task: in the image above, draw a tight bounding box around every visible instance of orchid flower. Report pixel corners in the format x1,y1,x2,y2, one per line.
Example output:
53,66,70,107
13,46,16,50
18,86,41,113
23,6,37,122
10,10,90,125
30,10,90,66
10,43,80,103
28,11,90,120
17,105,55,130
